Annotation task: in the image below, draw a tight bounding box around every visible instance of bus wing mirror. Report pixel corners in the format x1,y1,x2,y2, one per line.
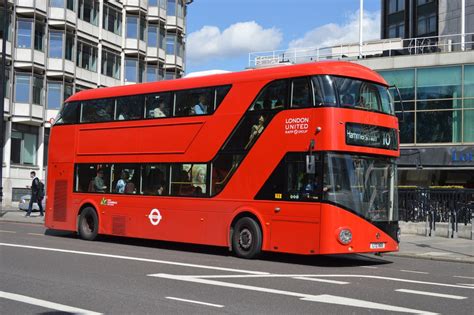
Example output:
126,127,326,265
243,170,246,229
390,85,404,122
306,155,316,174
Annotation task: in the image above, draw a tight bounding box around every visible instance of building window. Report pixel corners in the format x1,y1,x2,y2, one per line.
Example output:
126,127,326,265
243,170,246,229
16,19,32,48
159,27,165,49
43,128,50,167
388,0,405,14
65,32,74,61
167,0,176,16
388,22,404,38
0,7,12,41
47,82,62,109
32,76,44,105
34,21,45,51
78,0,99,26
101,49,121,79
165,70,175,80
4,68,10,99
126,15,137,39
146,64,158,82
417,0,434,5
159,0,167,9
14,73,30,103
177,0,184,18
76,41,98,72
148,24,158,47
50,0,74,9
125,58,145,83
166,33,176,55
11,123,38,165
49,31,63,58
103,4,122,35
417,66,462,100
149,0,157,6
416,111,462,143
417,13,436,36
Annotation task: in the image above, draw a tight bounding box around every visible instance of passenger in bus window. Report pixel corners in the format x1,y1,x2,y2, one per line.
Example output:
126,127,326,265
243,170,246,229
157,181,167,195
154,101,168,117
245,115,265,149
193,167,207,195
193,95,208,115
115,170,129,193
125,172,136,194
342,94,355,106
93,169,107,192
357,96,366,107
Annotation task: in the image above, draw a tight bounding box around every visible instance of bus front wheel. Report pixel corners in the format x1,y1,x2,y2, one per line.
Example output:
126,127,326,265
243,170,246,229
78,207,98,241
232,217,262,259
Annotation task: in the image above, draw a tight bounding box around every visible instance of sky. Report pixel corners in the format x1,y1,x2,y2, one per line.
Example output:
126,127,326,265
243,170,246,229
185,0,382,74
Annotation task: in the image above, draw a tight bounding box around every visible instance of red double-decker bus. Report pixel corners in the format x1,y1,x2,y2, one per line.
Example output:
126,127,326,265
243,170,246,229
45,61,400,258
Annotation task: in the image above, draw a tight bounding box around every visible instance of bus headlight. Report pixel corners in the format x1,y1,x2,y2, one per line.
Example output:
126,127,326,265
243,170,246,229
396,228,401,243
337,228,352,245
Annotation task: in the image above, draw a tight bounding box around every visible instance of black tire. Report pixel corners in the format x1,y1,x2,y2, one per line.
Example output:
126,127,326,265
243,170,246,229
78,207,99,241
232,217,262,259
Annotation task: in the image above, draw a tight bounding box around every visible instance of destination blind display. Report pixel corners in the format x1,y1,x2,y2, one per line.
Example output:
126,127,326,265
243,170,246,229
346,123,398,150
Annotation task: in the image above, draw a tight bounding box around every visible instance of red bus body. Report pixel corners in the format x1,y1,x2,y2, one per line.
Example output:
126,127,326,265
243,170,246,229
45,61,400,256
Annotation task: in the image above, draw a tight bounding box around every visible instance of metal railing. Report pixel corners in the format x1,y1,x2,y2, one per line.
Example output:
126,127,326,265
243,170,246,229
248,33,474,68
398,188,474,238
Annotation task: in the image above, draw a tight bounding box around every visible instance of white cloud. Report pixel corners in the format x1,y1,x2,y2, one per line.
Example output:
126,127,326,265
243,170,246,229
187,21,283,64
289,10,381,49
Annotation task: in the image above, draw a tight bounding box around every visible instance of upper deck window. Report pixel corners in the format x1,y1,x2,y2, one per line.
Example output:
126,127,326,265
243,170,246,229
334,77,394,115
54,85,231,125
250,80,288,111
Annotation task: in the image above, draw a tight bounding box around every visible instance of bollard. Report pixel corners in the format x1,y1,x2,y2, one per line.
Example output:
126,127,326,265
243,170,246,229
453,211,458,239
471,212,474,241
425,213,430,237
431,209,436,237
448,212,452,238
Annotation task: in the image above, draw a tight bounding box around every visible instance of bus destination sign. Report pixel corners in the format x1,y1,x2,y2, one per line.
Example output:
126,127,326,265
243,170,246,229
346,123,398,151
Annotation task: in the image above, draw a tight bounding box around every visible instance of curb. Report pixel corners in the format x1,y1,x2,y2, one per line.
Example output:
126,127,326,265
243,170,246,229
384,252,474,264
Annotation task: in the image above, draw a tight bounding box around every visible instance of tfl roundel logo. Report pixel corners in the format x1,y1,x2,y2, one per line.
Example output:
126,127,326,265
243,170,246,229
148,208,163,226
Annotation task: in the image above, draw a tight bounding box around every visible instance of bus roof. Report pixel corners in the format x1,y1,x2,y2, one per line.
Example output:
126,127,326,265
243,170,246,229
67,61,388,103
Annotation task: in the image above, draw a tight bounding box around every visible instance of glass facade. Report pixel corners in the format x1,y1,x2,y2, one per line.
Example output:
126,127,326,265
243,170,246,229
379,64,474,144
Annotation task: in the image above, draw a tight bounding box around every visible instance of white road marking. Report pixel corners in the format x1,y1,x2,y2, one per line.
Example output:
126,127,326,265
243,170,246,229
152,274,436,314
361,266,378,269
301,295,438,314
292,277,349,285
0,242,268,275
166,297,224,308
27,233,44,236
0,230,16,233
454,276,474,280
396,289,467,300
457,283,474,287
400,270,429,275
0,291,102,314
150,273,474,290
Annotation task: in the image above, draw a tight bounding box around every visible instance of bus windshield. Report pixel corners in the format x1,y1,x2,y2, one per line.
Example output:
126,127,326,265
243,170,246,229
324,153,398,222
333,77,394,115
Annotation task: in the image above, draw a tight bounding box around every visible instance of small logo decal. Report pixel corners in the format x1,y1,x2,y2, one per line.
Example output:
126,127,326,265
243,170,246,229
148,208,162,226
100,197,118,206
376,232,381,239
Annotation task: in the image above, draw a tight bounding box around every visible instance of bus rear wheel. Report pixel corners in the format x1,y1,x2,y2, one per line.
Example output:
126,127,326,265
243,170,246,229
78,207,98,241
232,217,262,259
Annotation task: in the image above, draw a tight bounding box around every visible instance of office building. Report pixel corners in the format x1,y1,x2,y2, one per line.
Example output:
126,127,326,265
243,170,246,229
1,0,188,206
249,0,473,188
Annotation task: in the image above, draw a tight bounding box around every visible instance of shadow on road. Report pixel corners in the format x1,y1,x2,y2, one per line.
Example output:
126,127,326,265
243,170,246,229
45,228,393,268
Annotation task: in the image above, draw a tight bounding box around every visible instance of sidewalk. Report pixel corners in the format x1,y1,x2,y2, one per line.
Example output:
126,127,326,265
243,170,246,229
1,208,472,263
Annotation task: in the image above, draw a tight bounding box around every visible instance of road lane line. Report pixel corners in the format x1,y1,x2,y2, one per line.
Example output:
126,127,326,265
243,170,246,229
454,276,474,280
0,291,102,314
153,274,436,314
166,297,224,308
149,274,474,289
27,233,44,236
0,230,16,233
400,270,429,275
457,283,474,287
396,289,467,300
361,266,378,269
292,277,349,285
0,242,268,275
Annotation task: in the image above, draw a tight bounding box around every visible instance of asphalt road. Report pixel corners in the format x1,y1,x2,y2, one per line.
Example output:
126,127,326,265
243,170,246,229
1,221,473,315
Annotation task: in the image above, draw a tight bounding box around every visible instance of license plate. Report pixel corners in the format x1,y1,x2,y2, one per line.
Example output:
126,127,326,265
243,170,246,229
370,242,386,249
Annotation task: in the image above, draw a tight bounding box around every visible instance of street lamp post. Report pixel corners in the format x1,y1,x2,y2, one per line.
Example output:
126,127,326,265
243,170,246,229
0,0,8,205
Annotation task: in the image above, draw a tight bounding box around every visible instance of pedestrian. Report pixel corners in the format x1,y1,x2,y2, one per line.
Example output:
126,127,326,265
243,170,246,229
25,171,44,217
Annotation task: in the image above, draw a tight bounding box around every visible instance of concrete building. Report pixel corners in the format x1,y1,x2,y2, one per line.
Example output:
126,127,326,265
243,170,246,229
1,0,189,207
249,0,474,188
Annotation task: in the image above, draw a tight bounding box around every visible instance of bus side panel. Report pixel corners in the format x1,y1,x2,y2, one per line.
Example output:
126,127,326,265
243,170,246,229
270,203,321,255
45,162,77,232
319,204,399,254
76,123,204,156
